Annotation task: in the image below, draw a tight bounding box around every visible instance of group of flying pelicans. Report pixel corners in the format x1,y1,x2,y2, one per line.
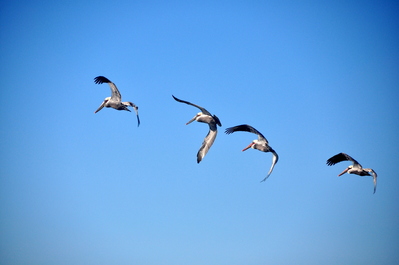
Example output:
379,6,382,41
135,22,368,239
93,76,378,194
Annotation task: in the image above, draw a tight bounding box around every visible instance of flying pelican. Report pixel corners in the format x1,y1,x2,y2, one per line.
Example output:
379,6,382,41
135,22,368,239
225,124,278,182
326,152,377,194
172,95,222,163
94,76,140,126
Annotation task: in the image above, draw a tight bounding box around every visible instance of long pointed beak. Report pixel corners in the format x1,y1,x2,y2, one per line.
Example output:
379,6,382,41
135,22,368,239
338,168,349,176
242,142,254,152
186,116,197,125
94,101,106,113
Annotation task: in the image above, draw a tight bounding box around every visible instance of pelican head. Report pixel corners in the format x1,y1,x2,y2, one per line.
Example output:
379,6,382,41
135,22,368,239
94,97,110,113
338,165,352,176
242,141,255,151
186,112,202,125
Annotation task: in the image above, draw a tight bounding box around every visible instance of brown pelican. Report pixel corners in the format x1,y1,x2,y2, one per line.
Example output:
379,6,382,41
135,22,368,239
94,76,140,126
326,152,377,194
225,124,278,182
172,95,222,163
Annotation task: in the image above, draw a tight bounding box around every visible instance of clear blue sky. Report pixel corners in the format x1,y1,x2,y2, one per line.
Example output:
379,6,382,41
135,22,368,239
1,1,398,264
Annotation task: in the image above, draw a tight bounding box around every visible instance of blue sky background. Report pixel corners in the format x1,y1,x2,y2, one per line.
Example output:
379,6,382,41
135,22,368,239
1,1,398,264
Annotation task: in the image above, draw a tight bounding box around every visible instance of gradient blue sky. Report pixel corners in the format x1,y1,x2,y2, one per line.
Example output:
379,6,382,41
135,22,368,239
1,1,398,264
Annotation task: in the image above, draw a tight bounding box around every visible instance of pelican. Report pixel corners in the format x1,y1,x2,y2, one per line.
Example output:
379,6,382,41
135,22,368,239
172,95,221,163
94,76,140,126
326,152,377,194
225,124,278,182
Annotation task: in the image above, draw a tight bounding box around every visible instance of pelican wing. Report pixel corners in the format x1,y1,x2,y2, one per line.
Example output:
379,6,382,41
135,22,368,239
225,124,268,143
172,95,212,116
123,102,140,127
212,114,222,127
261,150,279,182
326,152,361,167
197,125,217,163
364,168,377,194
94,76,122,101
133,107,140,127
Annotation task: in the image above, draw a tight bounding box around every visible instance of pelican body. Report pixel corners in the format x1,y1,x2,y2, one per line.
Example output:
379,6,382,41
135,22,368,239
94,76,140,126
326,152,377,194
172,95,221,163
225,124,278,182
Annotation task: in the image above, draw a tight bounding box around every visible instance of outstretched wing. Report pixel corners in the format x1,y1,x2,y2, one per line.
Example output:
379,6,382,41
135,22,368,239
197,126,217,163
364,168,377,194
124,102,140,127
94,76,122,101
326,152,361,167
225,124,268,143
172,95,212,116
261,149,279,182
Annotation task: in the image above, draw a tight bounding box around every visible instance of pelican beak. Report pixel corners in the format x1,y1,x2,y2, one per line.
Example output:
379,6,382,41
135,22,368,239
242,142,254,152
338,168,349,176
186,115,197,125
94,100,107,113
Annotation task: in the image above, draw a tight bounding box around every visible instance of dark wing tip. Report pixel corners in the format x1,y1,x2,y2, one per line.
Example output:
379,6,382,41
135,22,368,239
172,95,182,102
94,76,111,84
224,126,235,135
326,158,335,166
326,152,348,166
224,124,264,137
224,125,249,134
326,154,339,166
172,95,190,105
213,115,222,127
